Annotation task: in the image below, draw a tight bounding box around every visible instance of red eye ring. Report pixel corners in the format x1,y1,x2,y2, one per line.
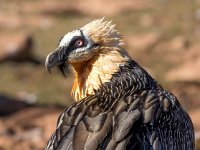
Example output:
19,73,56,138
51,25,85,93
76,40,83,47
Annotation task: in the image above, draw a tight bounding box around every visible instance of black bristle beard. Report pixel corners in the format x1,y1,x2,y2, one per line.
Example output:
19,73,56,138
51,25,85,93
58,62,70,78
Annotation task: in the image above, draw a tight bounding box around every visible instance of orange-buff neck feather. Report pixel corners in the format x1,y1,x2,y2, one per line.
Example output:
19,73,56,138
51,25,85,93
71,49,129,101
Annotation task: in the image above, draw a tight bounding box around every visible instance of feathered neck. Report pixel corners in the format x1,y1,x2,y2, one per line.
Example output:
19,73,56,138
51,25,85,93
71,48,130,101
70,18,129,101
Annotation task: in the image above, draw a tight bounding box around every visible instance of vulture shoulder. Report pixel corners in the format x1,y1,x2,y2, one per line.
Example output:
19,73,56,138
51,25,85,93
45,89,194,150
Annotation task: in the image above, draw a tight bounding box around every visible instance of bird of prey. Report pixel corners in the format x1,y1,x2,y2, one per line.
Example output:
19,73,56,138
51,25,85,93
45,18,195,150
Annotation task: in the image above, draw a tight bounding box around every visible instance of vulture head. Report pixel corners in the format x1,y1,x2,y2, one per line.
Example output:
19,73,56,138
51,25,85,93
45,18,129,100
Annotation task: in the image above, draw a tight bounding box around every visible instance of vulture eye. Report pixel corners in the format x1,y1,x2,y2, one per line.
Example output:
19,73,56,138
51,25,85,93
75,39,84,47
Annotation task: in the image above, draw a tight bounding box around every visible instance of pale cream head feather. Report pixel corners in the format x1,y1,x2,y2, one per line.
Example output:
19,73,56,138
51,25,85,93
71,18,129,101
81,18,124,47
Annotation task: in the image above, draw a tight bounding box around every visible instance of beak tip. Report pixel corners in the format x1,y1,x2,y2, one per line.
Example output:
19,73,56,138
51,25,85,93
45,60,52,73
45,49,65,74
45,52,54,73
47,67,52,73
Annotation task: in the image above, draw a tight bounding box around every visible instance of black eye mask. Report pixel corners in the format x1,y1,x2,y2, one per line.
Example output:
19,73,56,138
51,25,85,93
67,30,88,51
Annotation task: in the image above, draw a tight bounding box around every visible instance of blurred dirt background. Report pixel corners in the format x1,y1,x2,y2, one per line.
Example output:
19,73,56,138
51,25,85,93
0,0,200,149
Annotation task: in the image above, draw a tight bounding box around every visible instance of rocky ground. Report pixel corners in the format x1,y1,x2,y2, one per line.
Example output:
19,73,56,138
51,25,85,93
0,0,200,149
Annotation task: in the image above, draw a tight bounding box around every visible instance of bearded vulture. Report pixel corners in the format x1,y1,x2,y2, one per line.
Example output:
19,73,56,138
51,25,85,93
45,18,195,150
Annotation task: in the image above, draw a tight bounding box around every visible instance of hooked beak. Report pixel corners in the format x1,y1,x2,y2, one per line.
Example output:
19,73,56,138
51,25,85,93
45,51,60,73
45,46,68,73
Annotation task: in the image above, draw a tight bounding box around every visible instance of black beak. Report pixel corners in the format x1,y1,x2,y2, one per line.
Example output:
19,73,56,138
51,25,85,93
45,46,70,74
45,51,61,73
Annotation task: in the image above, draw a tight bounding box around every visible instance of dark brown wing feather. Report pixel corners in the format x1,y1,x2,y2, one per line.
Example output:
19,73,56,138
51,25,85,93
45,60,194,150
45,89,194,150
